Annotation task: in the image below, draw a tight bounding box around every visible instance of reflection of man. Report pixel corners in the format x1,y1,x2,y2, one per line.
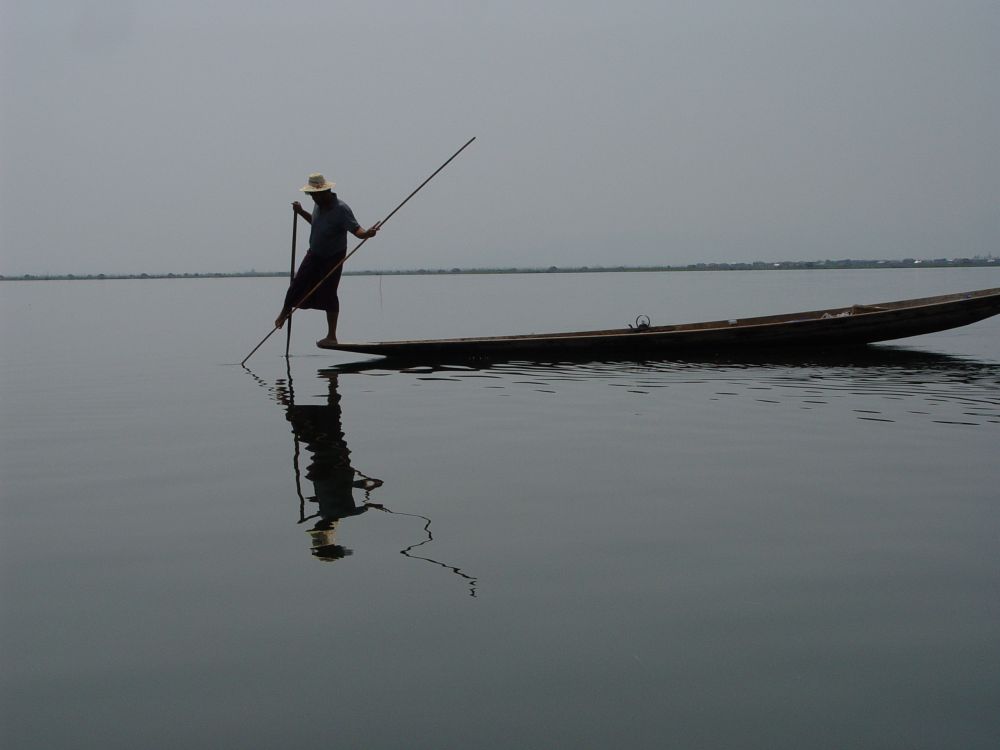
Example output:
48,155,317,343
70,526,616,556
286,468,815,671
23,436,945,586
280,371,382,561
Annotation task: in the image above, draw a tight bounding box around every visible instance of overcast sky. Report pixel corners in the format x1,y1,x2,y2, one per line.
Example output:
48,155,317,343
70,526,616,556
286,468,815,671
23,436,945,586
2,1,997,275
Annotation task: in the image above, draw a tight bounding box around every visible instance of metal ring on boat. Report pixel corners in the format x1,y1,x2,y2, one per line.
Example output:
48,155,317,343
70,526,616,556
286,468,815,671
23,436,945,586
629,315,651,331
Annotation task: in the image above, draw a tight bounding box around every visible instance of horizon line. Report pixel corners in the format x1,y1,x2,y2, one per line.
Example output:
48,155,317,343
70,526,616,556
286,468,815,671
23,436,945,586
3,256,998,280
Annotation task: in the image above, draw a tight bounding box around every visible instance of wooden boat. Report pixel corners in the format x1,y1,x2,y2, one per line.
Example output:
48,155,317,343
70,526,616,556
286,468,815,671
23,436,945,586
326,287,1000,360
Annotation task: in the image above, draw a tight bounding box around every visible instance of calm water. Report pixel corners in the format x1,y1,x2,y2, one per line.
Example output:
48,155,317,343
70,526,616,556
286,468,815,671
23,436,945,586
2,269,999,749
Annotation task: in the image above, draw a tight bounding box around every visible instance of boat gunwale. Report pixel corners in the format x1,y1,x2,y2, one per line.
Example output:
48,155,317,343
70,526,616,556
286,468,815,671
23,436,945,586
335,287,1000,349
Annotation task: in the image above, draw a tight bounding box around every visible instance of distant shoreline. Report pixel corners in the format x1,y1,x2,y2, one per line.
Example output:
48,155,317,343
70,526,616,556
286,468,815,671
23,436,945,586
2,257,996,281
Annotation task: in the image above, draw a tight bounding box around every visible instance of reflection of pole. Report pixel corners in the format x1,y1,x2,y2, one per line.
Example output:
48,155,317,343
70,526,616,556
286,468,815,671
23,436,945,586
285,209,298,358
293,441,308,522
369,505,478,598
285,358,308,521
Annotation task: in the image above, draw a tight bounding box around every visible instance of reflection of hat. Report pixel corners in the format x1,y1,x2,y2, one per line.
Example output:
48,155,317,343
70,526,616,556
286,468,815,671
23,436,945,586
312,544,351,561
300,172,335,192
307,522,353,562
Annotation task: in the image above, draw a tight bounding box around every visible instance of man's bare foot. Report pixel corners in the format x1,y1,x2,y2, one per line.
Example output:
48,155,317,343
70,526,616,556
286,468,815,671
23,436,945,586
316,337,339,349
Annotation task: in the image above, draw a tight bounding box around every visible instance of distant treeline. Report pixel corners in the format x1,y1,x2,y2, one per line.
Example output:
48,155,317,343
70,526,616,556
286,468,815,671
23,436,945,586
3,256,997,281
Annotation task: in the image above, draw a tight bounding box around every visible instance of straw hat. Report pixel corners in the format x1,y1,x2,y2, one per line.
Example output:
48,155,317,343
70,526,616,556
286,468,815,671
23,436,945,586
300,172,335,192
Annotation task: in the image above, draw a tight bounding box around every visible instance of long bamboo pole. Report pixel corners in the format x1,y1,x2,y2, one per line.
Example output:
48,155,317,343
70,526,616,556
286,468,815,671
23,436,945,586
284,208,298,357
241,136,476,366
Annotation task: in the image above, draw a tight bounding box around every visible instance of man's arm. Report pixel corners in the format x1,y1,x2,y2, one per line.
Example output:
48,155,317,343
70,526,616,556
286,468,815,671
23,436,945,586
352,224,379,240
292,201,312,223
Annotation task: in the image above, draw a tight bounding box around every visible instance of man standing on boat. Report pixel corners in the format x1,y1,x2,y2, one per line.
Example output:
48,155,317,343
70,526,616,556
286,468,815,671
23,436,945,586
274,173,379,348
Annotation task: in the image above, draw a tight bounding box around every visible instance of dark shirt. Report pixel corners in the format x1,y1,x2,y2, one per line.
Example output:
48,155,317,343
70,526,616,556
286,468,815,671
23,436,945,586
309,195,361,259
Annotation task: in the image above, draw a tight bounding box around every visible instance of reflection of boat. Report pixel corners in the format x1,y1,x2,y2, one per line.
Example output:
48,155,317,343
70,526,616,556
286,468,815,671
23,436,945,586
328,346,1000,409
329,344,996,373
324,346,1000,429
326,287,1000,360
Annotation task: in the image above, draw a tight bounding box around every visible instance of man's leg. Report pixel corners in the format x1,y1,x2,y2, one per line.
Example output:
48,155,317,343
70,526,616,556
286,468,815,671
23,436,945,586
317,309,339,347
315,265,342,348
325,309,339,340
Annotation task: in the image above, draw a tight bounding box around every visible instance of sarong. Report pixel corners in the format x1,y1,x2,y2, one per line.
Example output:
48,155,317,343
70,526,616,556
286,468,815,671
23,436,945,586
283,251,344,312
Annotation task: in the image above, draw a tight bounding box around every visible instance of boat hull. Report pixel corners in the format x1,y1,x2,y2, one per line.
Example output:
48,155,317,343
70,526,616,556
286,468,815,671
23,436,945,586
328,287,1000,359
